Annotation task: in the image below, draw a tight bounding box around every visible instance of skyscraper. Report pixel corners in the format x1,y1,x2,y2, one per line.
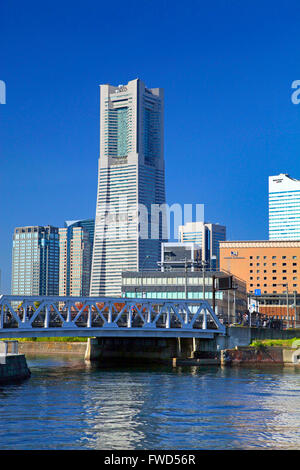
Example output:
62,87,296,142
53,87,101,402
269,174,300,240
90,78,165,296
59,224,91,297
11,226,59,296
178,221,226,269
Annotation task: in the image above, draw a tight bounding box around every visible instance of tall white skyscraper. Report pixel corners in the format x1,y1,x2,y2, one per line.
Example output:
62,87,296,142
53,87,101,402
90,78,165,296
269,174,300,240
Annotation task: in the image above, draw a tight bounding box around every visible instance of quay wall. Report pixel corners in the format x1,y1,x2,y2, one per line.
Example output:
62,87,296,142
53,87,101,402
0,355,31,383
18,341,87,356
221,346,300,365
197,327,300,352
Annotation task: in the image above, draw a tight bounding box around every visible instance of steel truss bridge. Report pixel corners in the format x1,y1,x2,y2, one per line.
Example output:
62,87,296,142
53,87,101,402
0,295,226,339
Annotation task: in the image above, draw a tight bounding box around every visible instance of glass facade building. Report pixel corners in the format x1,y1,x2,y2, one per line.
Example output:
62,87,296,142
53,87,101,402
59,219,94,297
269,174,300,240
90,78,166,297
11,226,59,296
178,222,226,269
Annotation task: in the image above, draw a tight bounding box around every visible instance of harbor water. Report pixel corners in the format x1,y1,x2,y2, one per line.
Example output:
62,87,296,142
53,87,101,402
0,355,299,450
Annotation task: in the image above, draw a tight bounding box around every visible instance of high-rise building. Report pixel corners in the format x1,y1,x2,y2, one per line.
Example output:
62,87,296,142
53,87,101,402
178,222,226,269
269,174,300,240
11,226,59,296
90,78,165,297
59,220,93,297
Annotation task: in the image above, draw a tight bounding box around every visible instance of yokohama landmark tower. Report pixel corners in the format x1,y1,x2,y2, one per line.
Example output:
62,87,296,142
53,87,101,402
90,78,166,296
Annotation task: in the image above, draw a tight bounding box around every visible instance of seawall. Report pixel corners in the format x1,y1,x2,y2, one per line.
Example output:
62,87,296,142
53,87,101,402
18,341,87,356
0,354,31,383
221,346,300,365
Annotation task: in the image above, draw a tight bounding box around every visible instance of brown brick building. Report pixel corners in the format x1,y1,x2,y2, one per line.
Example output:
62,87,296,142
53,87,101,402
219,240,300,295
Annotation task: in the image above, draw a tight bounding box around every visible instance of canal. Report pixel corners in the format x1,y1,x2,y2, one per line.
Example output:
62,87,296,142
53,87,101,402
0,355,299,450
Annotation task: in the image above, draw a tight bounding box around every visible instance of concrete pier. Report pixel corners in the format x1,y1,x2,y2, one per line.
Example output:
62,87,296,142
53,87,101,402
0,341,31,383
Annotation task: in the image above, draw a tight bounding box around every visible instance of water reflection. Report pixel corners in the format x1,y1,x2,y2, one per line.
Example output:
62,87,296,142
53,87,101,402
0,356,299,450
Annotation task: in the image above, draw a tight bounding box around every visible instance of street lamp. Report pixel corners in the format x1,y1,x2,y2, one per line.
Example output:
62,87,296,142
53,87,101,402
141,255,151,298
272,283,290,329
200,260,208,301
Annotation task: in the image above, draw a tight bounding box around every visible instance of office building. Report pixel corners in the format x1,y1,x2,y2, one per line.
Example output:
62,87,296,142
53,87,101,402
269,173,300,240
90,78,166,297
178,221,226,269
65,219,94,277
121,270,246,323
11,226,59,296
59,221,92,297
219,240,300,295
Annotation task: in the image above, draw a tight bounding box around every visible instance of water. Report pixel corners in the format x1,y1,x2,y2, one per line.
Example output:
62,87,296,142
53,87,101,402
0,355,299,450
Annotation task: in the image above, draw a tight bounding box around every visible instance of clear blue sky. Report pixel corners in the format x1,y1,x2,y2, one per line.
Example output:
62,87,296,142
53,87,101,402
1,0,300,293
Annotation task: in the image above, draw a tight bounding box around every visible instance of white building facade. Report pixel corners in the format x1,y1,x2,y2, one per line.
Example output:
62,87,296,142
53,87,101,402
178,221,226,269
269,174,300,240
90,79,166,296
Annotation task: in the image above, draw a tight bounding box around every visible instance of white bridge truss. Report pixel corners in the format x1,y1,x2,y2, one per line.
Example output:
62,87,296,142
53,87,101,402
0,295,226,339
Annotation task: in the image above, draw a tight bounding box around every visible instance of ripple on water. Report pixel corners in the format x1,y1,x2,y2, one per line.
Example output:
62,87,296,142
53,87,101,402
0,358,300,449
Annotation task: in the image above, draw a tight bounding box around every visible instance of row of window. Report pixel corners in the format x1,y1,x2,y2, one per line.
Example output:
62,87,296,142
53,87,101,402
250,263,297,266
249,255,297,259
123,277,213,286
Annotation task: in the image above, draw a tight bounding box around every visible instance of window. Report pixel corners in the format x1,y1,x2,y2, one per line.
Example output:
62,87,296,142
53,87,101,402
282,256,286,259
272,256,276,259
272,263,276,266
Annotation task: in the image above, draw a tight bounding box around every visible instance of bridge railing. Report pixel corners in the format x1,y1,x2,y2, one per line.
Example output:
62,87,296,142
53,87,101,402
0,295,226,334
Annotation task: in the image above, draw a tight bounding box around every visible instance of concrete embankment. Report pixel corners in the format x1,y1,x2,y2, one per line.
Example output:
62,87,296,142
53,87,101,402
0,354,31,383
221,346,300,366
0,341,31,383
18,341,87,356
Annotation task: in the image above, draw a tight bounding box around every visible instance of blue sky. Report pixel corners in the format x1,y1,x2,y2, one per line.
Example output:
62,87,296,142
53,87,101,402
1,0,300,292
